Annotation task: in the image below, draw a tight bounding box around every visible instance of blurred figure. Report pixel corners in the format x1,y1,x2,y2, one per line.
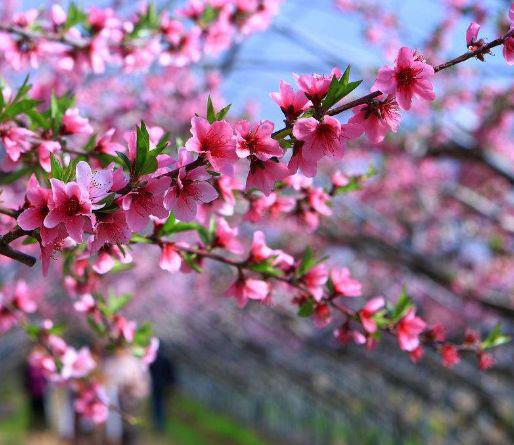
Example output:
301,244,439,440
149,344,177,433
23,347,47,431
47,384,74,443
103,348,150,445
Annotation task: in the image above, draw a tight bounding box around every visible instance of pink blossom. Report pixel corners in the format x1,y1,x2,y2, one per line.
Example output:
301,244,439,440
51,4,67,26
36,140,61,172
74,383,109,424
214,217,244,254
250,231,294,268
185,117,237,175
76,161,113,205
441,344,460,368
0,299,17,334
293,116,345,167
373,47,435,110
294,68,341,103
226,277,270,308
331,170,349,187
302,264,328,302
122,177,170,231
159,243,182,273
504,19,514,65
44,178,94,243
270,80,310,121
313,303,332,328
62,108,94,136
13,9,38,27
94,128,124,155
142,337,160,366
235,120,282,160
308,187,332,217
246,159,289,196
396,308,426,351
331,267,362,297
466,22,481,47
92,245,132,274
478,352,495,370
11,281,37,313
334,322,366,345
163,150,218,221
73,294,96,313
90,210,131,252
61,347,96,379
349,95,401,143
113,315,136,342
359,296,385,334
0,125,35,161
18,175,57,245
287,143,318,177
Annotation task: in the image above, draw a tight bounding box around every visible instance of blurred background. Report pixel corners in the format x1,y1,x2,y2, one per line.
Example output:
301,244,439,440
1,0,514,444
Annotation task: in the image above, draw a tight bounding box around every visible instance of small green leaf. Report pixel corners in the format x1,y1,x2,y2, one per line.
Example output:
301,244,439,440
134,322,153,347
107,293,133,315
216,104,231,120
297,246,317,277
391,286,413,322
116,151,132,171
130,234,152,244
50,154,63,180
25,323,41,340
182,252,203,273
134,121,150,177
298,299,315,317
249,258,284,277
481,324,511,350
206,96,216,124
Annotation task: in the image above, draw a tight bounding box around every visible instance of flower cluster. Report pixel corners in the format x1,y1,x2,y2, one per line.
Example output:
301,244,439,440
0,1,283,73
0,0,512,426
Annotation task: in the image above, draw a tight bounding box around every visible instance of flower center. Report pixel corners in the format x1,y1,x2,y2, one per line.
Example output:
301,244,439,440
66,197,81,216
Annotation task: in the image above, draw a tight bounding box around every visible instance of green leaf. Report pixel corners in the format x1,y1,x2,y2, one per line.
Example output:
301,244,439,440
62,157,80,183
391,287,413,322
134,322,153,347
87,316,106,336
298,299,314,317
206,96,216,124
134,121,150,177
182,252,203,273
50,154,63,180
481,324,511,350
25,109,50,130
140,156,158,176
297,246,316,277
65,2,87,30
154,132,171,153
200,5,219,25
160,220,203,236
159,213,176,235
216,104,231,121
116,151,132,171
4,99,41,119
321,66,362,110
130,234,152,244
341,65,351,85
12,75,31,104
25,323,41,340
249,258,284,277
107,293,133,315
